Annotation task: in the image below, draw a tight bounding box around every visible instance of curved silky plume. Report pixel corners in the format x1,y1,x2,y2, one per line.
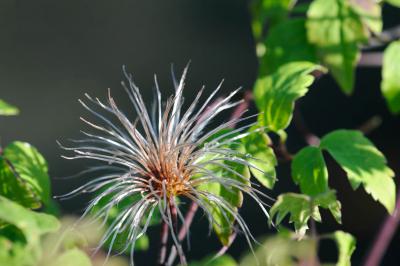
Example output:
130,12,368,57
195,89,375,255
58,65,274,266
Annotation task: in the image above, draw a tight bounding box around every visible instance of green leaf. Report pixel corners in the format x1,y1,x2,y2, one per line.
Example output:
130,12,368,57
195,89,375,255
385,0,400,7
90,189,154,253
239,233,317,266
329,231,356,266
381,41,400,114
186,255,237,266
260,18,317,74
314,190,342,224
270,193,320,236
242,128,277,189
254,62,325,132
350,0,382,34
307,0,368,94
0,157,41,209
199,131,251,245
47,248,92,266
291,146,343,223
320,130,396,213
250,0,296,40
0,99,19,116
0,196,60,263
3,141,51,206
292,146,329,196
270,190,343,236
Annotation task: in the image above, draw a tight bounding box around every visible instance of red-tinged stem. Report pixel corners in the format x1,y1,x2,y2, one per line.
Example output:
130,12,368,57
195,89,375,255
229,90,252,125
363,190,400,266
166,201,199,266
158,217,169,265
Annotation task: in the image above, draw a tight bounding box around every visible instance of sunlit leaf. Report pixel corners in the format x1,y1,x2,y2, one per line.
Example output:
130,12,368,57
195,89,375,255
199,130,250,245
0,99,19,116
320,130,396,213
307,0,368,94
254,62,325,132
350,0,382,34
0,157,41,209
291,147,342,223
381,40,400,114
3,141,51,206
260,18,317,74
47,248,92,266
242,128,277,189
385,0,400,7
270,193,320,236
329,231,356,266
239,233,316,266
0,196,60,263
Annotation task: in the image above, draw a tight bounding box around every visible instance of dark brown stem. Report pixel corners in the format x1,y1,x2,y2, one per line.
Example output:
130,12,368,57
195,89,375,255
158,217,169,265
166,201,199,266
357,116,382,135
363,190,400,266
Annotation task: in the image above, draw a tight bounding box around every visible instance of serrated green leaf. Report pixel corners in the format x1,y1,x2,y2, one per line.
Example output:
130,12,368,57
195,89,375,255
329,231,356,266
381,41,400,114
254,62,324,132
0,157,41,209
307,0,368,94
0,99,19,116
186,255,237,266
292,146,328,196
270,193,320,236
260,18,317,74
291,146,343,223
47,248,92,266
3,141,51,206
350,0,382,34
0,196,60,264
314,190,342,224
320,130,396,213
242,128,277,189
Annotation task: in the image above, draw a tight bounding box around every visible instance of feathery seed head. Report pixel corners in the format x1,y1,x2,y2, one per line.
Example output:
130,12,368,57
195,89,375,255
58,65,272,265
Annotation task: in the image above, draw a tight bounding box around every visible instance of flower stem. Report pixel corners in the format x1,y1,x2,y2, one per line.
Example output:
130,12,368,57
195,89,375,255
158,219,169,265
166,201,199,266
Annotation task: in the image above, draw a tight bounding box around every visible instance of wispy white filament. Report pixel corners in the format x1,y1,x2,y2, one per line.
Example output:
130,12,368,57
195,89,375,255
58,65,273,266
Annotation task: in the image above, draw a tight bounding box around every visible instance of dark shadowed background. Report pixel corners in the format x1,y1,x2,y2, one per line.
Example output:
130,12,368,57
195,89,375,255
1,0,399,265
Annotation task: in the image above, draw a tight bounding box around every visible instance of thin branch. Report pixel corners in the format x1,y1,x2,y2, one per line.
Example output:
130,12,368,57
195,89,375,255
359,52,383,67
363,189,400,266
363,24,400,51
357,115,382,135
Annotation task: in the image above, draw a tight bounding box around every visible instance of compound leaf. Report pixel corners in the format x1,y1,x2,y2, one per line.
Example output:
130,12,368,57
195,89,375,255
320,130,396,213
307,0,368,94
